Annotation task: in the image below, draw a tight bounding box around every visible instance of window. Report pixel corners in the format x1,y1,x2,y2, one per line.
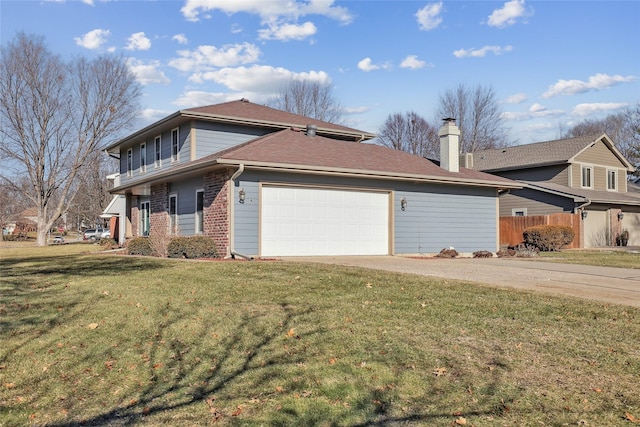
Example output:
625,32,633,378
140,143,146,173
607,169,617,191
169,194,178,234
140,201,150,237
195,189,204,234
581,165,593,188
154,136,161,168
171,128,179,162
127,149,133,177
512,208,527,217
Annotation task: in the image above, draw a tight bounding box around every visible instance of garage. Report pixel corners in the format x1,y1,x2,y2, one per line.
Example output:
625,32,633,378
260,186,389,256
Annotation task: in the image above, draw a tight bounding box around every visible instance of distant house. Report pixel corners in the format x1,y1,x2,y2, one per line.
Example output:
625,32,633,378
105,99,519,257
467,134,640,247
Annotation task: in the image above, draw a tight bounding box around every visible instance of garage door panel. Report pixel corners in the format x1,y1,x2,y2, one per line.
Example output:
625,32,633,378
261,186,389,256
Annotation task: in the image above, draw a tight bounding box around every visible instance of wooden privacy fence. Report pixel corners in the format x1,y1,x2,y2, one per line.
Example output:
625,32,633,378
499,213,582,249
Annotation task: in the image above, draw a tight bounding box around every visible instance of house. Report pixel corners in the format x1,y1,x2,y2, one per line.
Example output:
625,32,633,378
105,99,520,257
466,134,640,247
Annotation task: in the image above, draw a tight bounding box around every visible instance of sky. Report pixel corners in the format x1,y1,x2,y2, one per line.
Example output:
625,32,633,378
1,0,639,145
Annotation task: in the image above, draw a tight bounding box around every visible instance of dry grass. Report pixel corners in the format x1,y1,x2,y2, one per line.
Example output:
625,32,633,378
1,245,638,426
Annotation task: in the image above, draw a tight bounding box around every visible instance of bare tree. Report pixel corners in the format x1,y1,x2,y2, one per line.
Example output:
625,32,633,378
377,111,439,159
271,80,343,123
437,83,509,153
0,33,141,245
562,104,640,173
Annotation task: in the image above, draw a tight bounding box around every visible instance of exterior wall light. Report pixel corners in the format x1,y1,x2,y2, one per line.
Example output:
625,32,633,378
581,210,588,220
239,188,246,204
400,197,407,211
618,211,624,220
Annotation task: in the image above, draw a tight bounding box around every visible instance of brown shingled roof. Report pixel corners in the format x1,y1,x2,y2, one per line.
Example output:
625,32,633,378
471,134,604,172
215,128,517,187
185,99,373,138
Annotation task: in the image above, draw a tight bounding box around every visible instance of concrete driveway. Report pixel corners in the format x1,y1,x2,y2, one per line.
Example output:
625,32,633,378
284,256,640,308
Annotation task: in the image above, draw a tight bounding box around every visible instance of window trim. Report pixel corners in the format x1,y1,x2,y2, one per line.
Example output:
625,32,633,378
169,193,178,234
606,168,618,191
126,148,133,177
171,128,179,163
140,142,147,173
195,189,204,234
154,136,161,168
581,165,594,189
512,208,527,217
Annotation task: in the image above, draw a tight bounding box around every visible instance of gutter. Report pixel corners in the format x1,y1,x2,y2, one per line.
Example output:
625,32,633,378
227,164,245,259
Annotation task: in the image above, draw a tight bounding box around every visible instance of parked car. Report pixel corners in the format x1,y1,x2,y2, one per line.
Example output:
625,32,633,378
83,228,108,241
52,235,65,244
100,230,112,239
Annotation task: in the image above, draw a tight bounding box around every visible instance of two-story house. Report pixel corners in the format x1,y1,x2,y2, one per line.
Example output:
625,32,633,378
467,134,640,247
104,99,520,257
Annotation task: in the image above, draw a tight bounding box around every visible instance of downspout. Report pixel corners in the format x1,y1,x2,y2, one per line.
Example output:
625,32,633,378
228,164,252,259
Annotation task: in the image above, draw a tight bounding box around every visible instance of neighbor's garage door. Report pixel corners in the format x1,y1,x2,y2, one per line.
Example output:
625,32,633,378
261,186,389,256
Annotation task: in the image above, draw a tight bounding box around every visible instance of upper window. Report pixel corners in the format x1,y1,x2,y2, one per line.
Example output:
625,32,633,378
607,169,618,191
154,136,161,168
126,148,133,177
512,208,527,217
581,165,593,189
140,142,146,173
171,128,179,162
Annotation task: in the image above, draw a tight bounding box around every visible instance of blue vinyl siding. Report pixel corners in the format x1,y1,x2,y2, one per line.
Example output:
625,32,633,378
195,122,269,158
169,176,203,235
233,171,499,256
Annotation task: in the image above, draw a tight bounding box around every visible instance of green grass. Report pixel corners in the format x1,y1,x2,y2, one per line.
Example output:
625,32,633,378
1,245,639,426
537,249,640,269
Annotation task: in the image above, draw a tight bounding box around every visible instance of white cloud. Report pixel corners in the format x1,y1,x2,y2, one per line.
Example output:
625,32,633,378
139,108,172,125
74,29,110,49
169,43,261,72
453,45,513,58
172,91,238,108
258,21,317,41
125,32,151,51
127,59,170,85
357,57,390,72
505,93,527,104
181,0,353,25
501,103,563,121
190,65,331,95
172,34,188,44
487,0,531,28
416,2,443,31
343,106,369,115
400,55,427,70
543,73,637,98
572,102,628,116
82,0,95,5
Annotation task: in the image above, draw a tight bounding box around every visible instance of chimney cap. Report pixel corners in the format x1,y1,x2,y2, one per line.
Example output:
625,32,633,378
442,117,457,124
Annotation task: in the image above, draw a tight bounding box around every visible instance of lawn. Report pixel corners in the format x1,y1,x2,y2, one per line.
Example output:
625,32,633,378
538,249,640,269
1,245,639,426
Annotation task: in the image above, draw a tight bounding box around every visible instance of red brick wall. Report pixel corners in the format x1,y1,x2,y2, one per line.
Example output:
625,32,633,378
130,195,139,237
150,183,169,236
204,170,230,256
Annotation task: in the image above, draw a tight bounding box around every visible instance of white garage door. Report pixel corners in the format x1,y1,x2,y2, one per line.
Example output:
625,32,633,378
261,186,389,256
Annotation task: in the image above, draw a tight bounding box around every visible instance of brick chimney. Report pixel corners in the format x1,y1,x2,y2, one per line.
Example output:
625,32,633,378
439,118,460,173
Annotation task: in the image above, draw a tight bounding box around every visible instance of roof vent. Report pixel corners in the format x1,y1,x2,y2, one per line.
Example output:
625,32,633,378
306,124,317,137
240,98,249,103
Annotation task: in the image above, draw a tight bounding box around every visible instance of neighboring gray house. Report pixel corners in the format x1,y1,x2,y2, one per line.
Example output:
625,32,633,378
467,134,640,247
105,99,519,257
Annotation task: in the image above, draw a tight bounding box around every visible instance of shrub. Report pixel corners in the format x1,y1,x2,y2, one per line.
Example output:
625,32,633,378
126,237,153,256
523,225,575,251
473,250,493,258
435,248,458,258
167,236,218,259
100,238,119,250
